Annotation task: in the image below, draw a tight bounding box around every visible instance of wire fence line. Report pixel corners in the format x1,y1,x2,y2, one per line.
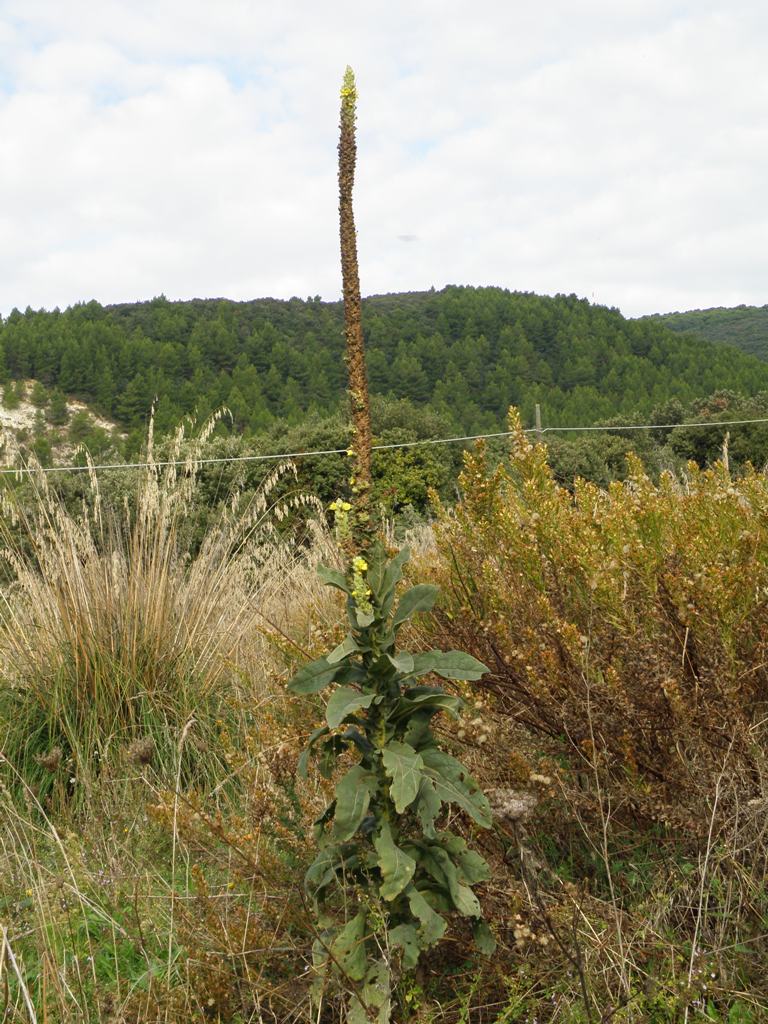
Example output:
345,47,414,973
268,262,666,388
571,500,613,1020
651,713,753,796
1,415,767,477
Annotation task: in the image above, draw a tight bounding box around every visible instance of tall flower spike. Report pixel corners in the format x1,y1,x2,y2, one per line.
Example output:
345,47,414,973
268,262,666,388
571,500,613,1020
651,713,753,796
338,66,374,553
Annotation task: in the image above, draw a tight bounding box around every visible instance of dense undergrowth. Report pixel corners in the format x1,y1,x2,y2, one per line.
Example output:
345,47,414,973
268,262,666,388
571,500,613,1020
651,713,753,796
418,412,768,1020
0,414,767,1021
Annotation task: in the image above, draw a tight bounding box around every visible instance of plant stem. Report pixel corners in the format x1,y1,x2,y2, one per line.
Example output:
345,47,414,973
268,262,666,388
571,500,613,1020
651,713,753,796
338,66,374,552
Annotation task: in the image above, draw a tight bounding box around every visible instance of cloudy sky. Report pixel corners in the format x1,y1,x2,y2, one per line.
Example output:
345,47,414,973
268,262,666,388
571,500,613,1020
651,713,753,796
0,1,765,319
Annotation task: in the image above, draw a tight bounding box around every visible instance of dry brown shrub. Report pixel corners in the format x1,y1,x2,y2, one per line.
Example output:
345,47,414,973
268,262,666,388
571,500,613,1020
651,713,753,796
412,411,768,1016
425,411,768,843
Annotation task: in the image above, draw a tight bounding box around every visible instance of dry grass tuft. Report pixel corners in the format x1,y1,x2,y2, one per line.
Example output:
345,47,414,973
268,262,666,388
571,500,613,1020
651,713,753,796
0,413,333,801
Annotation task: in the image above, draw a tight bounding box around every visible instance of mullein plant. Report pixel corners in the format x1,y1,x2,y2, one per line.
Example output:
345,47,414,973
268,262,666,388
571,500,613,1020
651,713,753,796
288,68,495,1022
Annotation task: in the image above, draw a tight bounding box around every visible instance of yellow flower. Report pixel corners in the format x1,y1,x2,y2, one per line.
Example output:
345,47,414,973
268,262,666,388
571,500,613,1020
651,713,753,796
352,556,368,573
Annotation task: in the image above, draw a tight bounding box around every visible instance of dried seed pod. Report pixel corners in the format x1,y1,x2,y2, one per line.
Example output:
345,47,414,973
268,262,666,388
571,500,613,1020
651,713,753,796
36,746,63,772
127,736,155,766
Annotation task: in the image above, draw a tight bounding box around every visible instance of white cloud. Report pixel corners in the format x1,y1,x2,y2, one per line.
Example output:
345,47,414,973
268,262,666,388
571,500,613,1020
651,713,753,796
0,0,765,317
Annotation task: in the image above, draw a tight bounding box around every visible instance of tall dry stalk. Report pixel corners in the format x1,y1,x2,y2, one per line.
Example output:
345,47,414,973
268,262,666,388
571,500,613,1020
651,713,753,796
338,66,374,551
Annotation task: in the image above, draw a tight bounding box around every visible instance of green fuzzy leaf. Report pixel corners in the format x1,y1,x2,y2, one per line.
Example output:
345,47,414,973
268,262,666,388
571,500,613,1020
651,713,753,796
327,634,359,664
305,844,341,897
375,546,411,616
364,541,389,597
296,724,330,779
407,886,447,947
381,741,424,813
330,910,368,982
421,748,464,781
425,770,492,828
421,749,492,827
392,584,439,629
423,846,482,917
415,776,442,838
312,799,336,841
341,727,374,755
347,998,372,1024
453,883,481,917
389,923,421,969
436,833,491,884
370,653,396,678
411,650,489,681
387,651,414,674
473,918,497,956
393,690,463,721
334,766,378,841
348,960,392,1024
426,888,453,913
317,564,350,593
311,935,329,972
403,684,449,698
287,656,339,694
319,736,348,779
353,606,375,628
334,663,367,685
374,822,417,900
326,687,375,729
403,712,436,752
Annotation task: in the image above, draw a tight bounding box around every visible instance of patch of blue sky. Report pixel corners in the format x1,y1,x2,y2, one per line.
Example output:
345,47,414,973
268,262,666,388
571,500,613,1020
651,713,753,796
87,56,263,110
207,58,295,132
216,59,254,90
88,81,140,108
212,55,273,90
61,230,115,251
0,28,21,94
407,138,437,159
2,11,46,45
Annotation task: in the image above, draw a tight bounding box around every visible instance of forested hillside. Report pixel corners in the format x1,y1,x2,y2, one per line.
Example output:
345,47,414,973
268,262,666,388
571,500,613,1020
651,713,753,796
3,286,768,442
649,303,768,360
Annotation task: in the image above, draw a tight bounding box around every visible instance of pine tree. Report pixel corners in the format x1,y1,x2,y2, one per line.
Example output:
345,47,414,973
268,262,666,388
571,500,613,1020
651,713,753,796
30,380,49,407
2,380,21,410
47,388,69,425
